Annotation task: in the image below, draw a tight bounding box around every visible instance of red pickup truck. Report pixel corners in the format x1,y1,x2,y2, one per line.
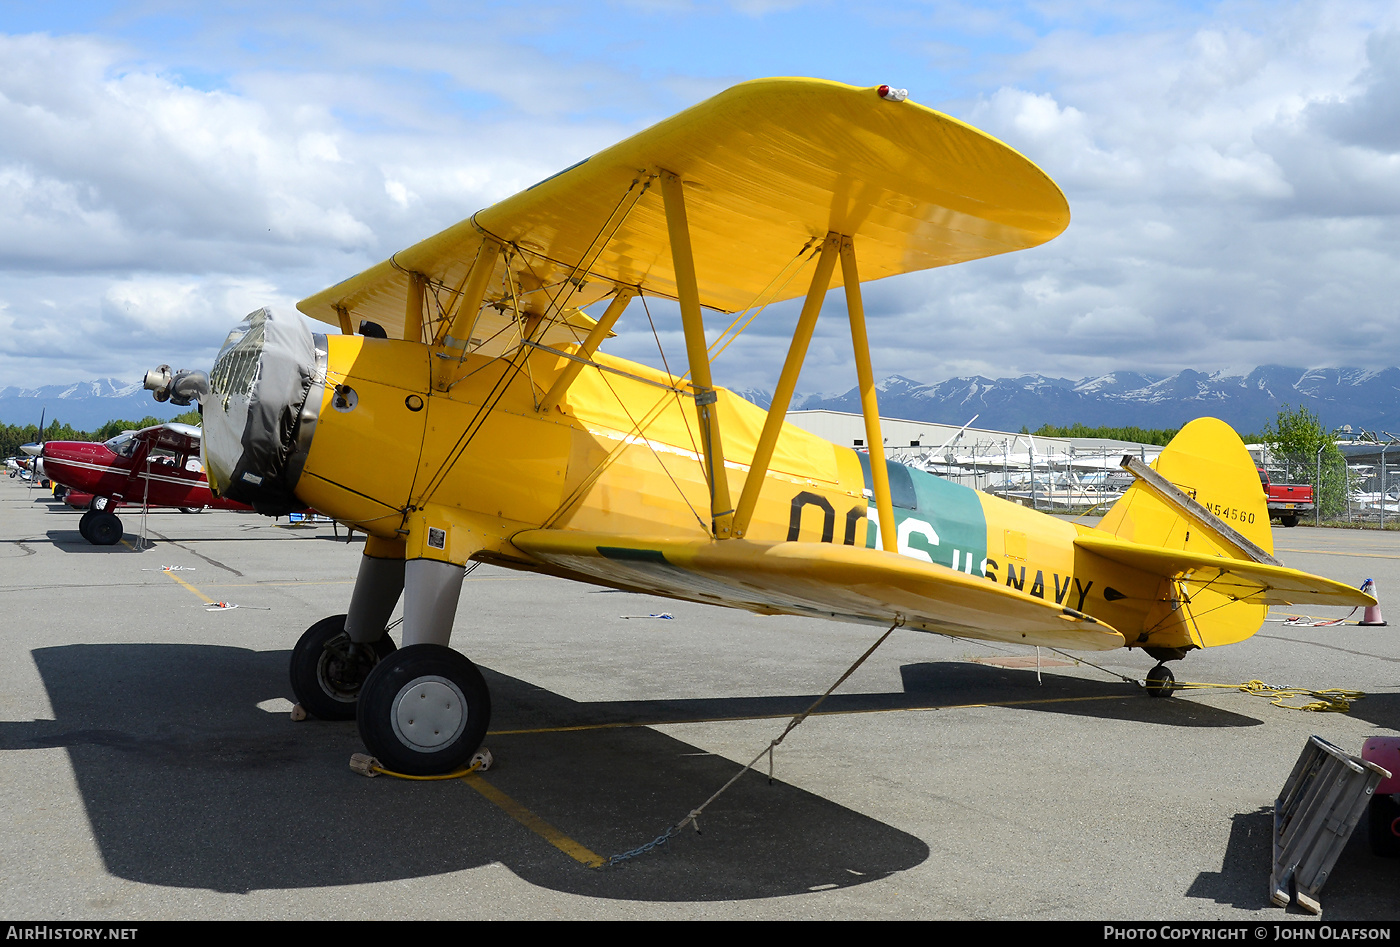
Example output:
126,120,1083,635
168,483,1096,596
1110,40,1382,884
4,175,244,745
1258,467,1314,527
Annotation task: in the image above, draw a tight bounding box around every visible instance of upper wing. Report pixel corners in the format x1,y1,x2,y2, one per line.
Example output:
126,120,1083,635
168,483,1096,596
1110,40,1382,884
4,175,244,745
1075,534,1375,607
510,529,1124,651
299,78,1069,338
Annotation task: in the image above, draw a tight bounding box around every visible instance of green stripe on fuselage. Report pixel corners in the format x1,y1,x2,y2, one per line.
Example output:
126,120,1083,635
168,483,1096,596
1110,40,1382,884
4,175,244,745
854,452,989,576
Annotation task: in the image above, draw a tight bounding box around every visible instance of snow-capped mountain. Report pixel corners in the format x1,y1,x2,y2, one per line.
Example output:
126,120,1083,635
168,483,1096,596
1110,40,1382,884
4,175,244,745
0,378,189,431
768,366,1400,434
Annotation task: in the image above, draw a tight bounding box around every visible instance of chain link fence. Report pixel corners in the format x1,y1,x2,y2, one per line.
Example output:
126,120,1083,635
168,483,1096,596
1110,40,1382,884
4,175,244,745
1266,449,1400,527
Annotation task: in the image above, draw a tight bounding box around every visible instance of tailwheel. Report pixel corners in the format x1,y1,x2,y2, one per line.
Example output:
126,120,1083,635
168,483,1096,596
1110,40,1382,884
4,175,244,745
357,644,491,776
1145,663,1176,698
86,511,123,546
289,615,397,720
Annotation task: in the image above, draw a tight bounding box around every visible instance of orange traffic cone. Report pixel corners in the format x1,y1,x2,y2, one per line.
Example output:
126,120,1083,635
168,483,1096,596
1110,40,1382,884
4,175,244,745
1359,578,1388,626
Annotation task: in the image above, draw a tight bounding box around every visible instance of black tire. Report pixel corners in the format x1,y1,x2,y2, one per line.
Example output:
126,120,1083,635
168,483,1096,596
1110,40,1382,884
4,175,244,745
52,484,67,500
86,511,123,546
357,644,491,776
1145,663,1176,699
1281,514,1299,528
179,507,205,514
1369,794,1400,857
289,615,397,720
78,509,96,542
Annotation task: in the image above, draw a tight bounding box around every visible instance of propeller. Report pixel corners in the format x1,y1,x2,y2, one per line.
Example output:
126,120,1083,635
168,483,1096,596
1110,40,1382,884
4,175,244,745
26,408,45,491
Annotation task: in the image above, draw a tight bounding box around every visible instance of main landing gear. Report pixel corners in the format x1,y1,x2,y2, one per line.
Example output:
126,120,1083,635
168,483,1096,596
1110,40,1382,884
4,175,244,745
289,615,397,720
78,509,123,545
357,645,491,775
295,545,492,775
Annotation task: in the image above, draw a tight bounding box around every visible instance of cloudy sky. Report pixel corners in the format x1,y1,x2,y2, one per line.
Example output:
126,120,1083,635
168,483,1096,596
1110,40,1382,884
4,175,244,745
1,0,1398,395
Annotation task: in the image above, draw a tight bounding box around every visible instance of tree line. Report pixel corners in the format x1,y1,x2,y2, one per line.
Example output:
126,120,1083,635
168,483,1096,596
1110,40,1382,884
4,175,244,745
1,411,201,460
1029,423,1183,445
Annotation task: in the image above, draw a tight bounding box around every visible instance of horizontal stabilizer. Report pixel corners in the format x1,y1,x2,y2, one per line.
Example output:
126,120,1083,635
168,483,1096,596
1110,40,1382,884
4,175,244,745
511,530,1124,651
1076,534,1374,608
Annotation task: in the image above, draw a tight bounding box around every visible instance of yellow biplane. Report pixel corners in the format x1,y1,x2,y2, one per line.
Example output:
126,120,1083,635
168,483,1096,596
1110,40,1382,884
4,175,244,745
146,78,1373,775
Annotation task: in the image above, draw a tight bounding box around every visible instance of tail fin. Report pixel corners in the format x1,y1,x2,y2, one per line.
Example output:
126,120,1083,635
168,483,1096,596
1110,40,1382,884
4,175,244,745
1096,417,1270,649
1099,417,1271,557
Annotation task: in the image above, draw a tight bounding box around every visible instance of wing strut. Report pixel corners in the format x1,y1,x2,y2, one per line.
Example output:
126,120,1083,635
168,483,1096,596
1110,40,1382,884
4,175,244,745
536,286,639,413
433,234,504,389
404,272,426,343
842,236,897,553
732,232,841,537
661,169,734,538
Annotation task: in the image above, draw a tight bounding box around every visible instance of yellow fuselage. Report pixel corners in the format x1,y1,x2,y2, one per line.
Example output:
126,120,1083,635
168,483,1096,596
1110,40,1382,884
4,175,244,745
293,334,1264,655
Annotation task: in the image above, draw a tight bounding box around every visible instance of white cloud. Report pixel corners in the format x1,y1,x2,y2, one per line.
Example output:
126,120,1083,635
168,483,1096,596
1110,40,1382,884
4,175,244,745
4,2,1400,399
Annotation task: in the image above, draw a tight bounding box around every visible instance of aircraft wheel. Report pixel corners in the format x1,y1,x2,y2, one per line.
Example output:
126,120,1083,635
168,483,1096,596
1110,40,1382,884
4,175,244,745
1145,663,1176,698
289,615,397,720
1369,794,1400,857
78,509,96,541
357,644,491,776
1281,514,1299,528
179,507,205,514
52,484,67,500
86,511,123,546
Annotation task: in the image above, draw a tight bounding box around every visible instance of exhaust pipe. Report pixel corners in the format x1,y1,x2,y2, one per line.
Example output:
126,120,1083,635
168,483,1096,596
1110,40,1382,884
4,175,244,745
144,365,210,407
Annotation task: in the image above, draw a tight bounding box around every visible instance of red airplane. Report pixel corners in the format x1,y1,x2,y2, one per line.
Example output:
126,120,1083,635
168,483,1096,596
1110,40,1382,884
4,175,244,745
40,422,251,544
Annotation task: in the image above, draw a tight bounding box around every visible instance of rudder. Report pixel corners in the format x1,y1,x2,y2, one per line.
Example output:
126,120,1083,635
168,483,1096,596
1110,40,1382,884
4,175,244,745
1096,417,1270,649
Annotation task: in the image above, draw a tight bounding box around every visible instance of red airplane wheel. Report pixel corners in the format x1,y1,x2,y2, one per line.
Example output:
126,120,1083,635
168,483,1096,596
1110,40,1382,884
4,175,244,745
290,615,397,721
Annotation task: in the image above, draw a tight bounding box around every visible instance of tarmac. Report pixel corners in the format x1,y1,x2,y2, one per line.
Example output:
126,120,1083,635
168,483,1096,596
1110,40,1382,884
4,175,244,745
2,474,1398,921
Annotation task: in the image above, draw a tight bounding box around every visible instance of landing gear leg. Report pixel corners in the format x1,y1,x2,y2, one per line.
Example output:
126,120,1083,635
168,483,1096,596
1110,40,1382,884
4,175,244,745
1145,663,1176,698
357,556,492,775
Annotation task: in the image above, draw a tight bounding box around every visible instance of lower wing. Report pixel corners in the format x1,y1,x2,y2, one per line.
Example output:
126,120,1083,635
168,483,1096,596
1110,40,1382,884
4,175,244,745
510,530,1125,651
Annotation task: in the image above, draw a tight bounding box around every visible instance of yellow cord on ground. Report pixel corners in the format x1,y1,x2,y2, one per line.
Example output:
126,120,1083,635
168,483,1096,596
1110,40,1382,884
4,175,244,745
1168,679,1364,712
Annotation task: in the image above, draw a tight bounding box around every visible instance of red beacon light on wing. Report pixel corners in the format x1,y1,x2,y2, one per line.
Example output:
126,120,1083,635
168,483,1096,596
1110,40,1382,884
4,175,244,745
877,85,908,102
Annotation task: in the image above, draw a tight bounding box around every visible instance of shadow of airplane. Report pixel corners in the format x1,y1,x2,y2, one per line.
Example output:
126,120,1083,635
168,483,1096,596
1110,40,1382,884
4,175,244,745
2,644,929,899
2,641,1274,899
41,528,349,551
490,660,1266,734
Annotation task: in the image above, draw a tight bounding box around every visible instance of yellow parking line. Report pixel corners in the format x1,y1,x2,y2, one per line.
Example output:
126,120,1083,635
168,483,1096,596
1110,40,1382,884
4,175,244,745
160,569,215,604
462,773,604,867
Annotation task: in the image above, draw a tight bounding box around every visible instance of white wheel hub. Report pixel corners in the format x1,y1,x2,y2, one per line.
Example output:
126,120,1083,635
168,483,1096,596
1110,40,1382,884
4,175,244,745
390,675,468,751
